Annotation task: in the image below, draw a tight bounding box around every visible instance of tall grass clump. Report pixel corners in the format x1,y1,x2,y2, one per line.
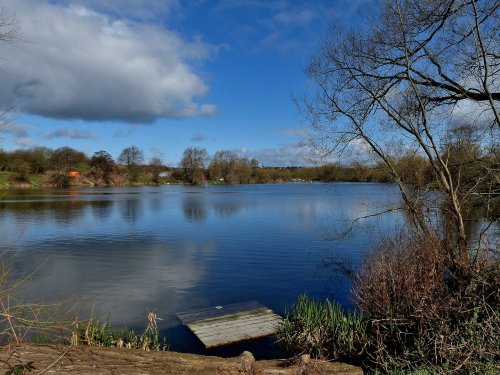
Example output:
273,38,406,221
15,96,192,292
71,311,167,351
276,294,367,360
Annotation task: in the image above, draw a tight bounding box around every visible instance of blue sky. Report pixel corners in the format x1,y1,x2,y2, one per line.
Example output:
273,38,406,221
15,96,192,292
0,0,368,166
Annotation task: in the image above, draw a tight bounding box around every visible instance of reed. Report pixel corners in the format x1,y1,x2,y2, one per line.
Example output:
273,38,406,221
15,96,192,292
71,312,166,351
276,294,367,359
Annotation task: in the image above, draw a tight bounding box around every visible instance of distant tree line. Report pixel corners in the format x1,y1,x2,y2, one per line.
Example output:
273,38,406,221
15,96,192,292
0,139,497,200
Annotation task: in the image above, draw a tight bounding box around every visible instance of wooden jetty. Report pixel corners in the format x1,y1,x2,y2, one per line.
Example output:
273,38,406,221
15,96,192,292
177,301,282,348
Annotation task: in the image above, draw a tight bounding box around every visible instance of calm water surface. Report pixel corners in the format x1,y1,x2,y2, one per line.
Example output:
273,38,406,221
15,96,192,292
1,183,404,357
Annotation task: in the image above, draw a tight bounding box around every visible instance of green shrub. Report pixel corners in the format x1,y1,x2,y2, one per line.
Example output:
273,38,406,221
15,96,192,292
276,294,367,360
50,173,70,188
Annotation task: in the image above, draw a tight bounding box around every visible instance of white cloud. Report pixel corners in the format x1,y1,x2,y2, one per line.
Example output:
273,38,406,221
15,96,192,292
243,136,377,167
1,123,36,148
43,128,96,139
14,137,35,148
0,0,216,123
243,141,311,167
54,0,179,21
450,100,498,129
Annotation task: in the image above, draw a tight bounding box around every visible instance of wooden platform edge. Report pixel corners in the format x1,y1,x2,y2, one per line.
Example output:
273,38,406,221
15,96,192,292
177,300,265,325
177,301,283,348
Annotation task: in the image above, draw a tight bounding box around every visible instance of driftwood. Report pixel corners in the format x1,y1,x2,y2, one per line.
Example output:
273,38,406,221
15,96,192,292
0,344,363,375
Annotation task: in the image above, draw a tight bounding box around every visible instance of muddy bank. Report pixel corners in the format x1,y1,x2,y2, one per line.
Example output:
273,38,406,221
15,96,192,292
0,344,363,374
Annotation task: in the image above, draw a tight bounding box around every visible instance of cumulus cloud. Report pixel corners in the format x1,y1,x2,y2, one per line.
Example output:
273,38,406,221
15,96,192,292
43,128,96,139
1,0,216,123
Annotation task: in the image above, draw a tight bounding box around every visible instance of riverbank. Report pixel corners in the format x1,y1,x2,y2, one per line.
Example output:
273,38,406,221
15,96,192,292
0,164,393,189
0,170,162,188
0,344,363,374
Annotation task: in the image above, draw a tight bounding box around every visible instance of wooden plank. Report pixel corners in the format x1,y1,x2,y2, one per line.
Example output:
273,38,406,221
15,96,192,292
189,310,279,335
199,324,278,348
190,315,280,339
177,300,264,325
177,301,282,348
191,314,281,348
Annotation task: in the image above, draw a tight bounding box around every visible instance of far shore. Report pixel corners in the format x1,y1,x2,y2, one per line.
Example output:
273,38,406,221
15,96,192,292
0,170,388,190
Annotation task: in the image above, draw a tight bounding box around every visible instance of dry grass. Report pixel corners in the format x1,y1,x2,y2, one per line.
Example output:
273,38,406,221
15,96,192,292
0,256,74,345
70,311,166,351
354,229,500,373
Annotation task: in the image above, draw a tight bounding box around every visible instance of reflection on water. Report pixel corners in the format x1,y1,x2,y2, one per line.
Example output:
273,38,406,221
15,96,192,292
183,195,207,222
90,200,114,220
15,236,210,330
119,197,143,223
0,183,421,356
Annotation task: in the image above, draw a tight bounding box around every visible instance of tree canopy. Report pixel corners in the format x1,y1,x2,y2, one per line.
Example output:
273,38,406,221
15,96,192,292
118,146,144,167
91,150,115,183
180,147,209,184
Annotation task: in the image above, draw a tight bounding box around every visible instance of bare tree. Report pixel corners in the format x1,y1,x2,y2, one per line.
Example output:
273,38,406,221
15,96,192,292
0,8,20,131
118,146,144,181
118,146,144,167
305,0,499,266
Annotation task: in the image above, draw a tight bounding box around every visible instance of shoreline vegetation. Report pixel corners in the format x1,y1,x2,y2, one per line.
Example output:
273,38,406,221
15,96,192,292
0,144,466,189
0,166,392,189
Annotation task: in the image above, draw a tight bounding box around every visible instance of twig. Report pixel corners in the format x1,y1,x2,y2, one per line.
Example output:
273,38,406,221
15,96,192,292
35,348,69,375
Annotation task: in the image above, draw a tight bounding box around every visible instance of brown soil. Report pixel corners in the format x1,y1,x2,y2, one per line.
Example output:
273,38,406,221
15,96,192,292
0,344,363,374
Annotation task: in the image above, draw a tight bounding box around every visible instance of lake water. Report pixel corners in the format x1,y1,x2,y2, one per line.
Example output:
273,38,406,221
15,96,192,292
1,183,405,357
